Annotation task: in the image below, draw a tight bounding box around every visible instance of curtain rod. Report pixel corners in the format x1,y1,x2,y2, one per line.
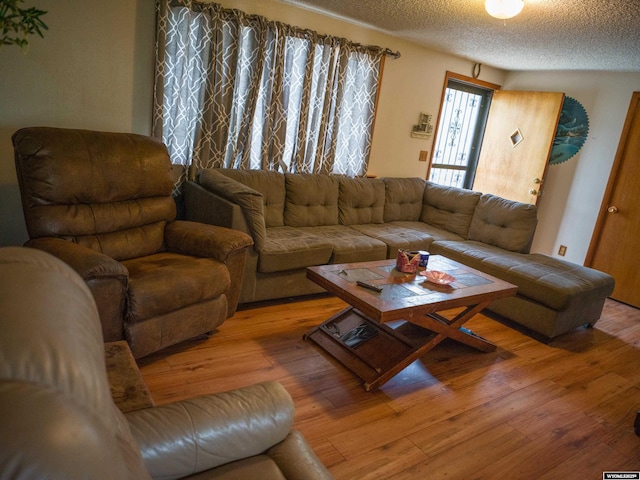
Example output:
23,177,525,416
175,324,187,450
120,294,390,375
384,48,401,59
187,1,402,60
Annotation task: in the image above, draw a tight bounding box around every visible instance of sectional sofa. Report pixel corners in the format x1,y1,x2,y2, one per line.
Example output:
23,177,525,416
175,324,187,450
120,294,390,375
183,169,615,341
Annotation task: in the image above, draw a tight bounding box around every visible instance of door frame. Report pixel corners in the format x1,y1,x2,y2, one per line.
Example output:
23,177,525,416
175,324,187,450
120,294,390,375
585,91,640,266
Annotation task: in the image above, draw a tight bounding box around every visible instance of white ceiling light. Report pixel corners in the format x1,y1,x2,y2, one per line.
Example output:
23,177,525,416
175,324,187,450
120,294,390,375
485,0,524,19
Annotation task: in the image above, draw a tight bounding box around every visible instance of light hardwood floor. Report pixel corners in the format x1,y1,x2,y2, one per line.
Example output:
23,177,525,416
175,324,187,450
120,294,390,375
139,296,640,479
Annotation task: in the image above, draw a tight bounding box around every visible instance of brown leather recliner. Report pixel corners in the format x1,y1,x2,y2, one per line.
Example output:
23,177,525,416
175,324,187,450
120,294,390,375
13,127,254,358
0,247,334,480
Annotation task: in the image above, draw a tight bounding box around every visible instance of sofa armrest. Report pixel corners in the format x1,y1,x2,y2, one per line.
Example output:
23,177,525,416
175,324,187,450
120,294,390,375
186,172,267,251
183,181,249,232
126,381,295,480
24,238,128,342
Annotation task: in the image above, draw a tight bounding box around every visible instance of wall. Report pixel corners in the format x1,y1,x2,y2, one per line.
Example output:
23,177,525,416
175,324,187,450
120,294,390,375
503,71,640,263
1,0,637,268
0,0,155,246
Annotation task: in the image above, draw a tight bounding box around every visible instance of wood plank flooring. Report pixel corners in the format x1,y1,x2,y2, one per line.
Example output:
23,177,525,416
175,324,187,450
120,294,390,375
139,296,640,479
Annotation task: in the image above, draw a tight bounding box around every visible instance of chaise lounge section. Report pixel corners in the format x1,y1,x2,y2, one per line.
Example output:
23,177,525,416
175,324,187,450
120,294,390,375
183,169,615,342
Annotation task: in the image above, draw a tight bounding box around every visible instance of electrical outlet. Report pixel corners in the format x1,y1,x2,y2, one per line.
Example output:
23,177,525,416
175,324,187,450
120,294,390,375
558,245,567,256
419,150,429,162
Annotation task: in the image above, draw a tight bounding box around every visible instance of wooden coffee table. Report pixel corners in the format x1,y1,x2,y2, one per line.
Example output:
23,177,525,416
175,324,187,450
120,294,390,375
304,256,517,390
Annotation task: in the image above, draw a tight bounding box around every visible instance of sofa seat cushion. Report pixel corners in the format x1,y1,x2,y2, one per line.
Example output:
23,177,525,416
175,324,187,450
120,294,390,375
431,241,615,311
123,252,230,321
391,221,466,243
302,225,388,263
468,194,538,253
421,182,481,238
349,223,433,258
259,227,333,273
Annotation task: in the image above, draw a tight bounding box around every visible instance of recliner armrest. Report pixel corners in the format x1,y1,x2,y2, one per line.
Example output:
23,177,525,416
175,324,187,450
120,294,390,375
164,221,253,317
126,381,295,480
24,238,128,341
164,220,253,264
25,237,128,279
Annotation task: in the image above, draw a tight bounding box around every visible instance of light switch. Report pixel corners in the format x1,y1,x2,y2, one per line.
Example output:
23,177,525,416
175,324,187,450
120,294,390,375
419,151,429,162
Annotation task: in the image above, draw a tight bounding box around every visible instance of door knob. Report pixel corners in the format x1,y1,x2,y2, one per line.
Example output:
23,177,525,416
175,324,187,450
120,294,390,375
607,206,619,213
533,178,541,184
529,189,538,195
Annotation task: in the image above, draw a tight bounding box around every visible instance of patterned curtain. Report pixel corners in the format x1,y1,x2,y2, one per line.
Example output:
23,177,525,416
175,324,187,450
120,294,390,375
154,0,396,186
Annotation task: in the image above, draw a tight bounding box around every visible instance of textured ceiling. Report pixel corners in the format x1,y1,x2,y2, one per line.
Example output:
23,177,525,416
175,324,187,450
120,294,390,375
280,0,640,72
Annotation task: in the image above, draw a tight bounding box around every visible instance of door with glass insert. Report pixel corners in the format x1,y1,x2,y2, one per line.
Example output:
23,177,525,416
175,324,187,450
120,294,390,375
429,76,495,189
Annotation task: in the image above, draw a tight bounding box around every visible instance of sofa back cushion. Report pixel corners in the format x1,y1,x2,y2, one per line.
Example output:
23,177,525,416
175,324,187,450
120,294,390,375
13,127,175,262
382,177,426,222
338,177,385,225
284,174,339,227
468,194,538,253
420,182,481,238
217,169,286,228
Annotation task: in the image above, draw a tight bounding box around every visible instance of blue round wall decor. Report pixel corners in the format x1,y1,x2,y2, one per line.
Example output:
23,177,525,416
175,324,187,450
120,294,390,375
549,96,589,165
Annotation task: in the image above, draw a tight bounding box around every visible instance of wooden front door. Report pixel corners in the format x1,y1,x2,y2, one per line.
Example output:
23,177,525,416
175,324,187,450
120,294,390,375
472,90,565,204
586,92,640,308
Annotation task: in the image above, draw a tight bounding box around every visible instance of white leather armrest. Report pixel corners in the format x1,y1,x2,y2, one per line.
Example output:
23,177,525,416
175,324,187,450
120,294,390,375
125,381,294,480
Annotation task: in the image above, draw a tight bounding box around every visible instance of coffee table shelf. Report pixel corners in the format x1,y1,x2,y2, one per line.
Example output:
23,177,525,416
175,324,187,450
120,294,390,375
306,307,439,389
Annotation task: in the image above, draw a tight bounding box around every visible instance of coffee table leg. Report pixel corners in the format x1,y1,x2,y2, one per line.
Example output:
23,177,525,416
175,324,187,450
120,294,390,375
305,301,497,391
364,302,495,391
421,305,496,353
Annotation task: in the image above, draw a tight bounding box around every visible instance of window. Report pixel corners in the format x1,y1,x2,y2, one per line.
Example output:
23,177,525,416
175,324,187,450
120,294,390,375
153,1,396,186
428,73,499,189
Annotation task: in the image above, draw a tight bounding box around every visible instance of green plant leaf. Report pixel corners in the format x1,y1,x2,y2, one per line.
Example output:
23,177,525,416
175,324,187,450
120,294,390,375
0,0,48,50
